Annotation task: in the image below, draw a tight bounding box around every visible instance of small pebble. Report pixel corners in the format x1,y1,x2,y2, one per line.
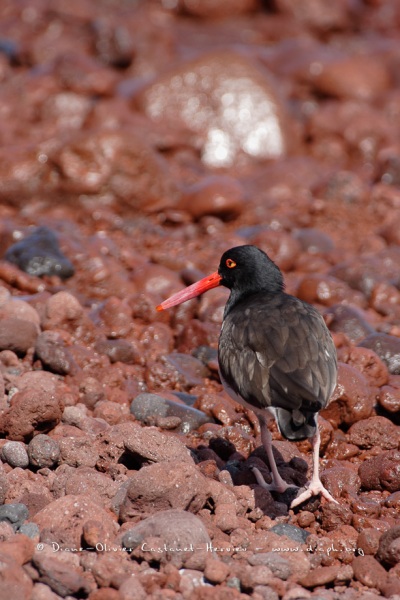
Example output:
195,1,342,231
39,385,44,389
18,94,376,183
270,523,310,544
358,449,400,493
5,226,74,279
300,565,340,589
94,338,139,364
377,525,400,567
130,393,169,422
357,528,382,556
130,393,213,433
2,441,29,468
0,317,39,355
179,176,244,220
297,511,315,528
203,556,230,584
326,303,374,344
253,586,279,600
19,522,40,539
155,415,182,430
248,552,292,580
35,331,76,375
352,555,388,590
348,417,400,450
28,434,61,468
0,503,29,531
359,332,400,374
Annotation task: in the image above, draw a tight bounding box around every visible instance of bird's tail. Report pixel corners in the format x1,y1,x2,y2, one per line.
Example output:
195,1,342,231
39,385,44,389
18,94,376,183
274,407,317,441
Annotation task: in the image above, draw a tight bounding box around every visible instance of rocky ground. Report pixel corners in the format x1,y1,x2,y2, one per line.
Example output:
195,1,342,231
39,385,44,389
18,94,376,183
0,0,399,599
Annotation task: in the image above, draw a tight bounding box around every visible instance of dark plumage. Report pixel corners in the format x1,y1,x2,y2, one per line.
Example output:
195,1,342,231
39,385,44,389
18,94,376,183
157,245,338,507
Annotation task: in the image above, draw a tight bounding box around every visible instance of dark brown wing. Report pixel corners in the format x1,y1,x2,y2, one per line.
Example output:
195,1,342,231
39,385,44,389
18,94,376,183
218,292,337,436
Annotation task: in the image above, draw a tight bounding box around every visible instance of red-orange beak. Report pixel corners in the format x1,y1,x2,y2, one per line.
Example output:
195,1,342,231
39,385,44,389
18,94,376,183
156,271,222,311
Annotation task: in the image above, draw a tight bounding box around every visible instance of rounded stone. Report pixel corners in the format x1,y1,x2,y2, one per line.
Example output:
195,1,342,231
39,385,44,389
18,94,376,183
2,441,29,468
0,503,29,531
28,434,61,468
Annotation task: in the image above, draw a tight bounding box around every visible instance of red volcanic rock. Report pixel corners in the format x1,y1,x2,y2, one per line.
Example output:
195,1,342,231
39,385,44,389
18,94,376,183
352,555,388,591
32,495,118,548
311,55,391,101
176,0,258,18
119,461,209,521
321,168,368,205
124,509,212,569
358,449,400,493
0,552,33,600
136,51,290,168
93,400,129,425
214,503,240,533
250,229,302,272
330,250,400,298
90,552,138,589
41,291,84,331
297,274,365,307
3,468,53,516
51,52,119,96
58,433,99,468
325,304,375,345
370,281,400,319
95,296,132,339
28,434,61,469
87,588,121,600
204,556,230,584
274,0,352,30
35,331,77,375
357,528,382,556
320,466,361,501
131,264,184,306
0,317,38,355
51,129,180,211
118,575,147,600
293,227,334,255
123,423,194,465
0,298,40,328
319,502,353,532
351,497,381,520
378,375,400,413
359,332,400,375
178,176,244,220
0,534,34,565
96,422,142,473
300,565,340,589
40,91,93,133
32,551,92,597
344,346,389,387
348,416,399,450
377,526,400,567
321,363,373,428
64,467,119,511
0,146,53,205
0,372,66,441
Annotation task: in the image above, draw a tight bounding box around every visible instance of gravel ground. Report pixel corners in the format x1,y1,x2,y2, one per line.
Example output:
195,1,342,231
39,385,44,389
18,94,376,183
0,1,399,599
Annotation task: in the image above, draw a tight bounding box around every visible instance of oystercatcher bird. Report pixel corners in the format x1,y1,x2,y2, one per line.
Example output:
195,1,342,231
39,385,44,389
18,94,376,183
157,245,338,507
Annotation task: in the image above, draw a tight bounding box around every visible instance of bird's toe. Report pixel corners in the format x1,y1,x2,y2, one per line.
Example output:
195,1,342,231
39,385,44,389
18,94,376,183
290,479,338,509
251,466,296,494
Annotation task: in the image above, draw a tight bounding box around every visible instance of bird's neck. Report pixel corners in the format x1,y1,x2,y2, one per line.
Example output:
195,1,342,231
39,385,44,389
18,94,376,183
224,285,281,318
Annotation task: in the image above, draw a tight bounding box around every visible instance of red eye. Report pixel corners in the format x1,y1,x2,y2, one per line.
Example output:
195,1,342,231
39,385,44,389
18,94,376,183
226,258,236,269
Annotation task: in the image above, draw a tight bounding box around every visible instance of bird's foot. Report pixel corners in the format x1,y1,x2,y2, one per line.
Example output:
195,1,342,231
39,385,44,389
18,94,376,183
290,478,338,509
251,466,296,494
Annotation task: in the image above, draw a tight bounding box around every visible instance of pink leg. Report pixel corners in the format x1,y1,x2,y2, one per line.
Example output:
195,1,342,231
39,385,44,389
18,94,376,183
252,418,294,494
290,421,338,508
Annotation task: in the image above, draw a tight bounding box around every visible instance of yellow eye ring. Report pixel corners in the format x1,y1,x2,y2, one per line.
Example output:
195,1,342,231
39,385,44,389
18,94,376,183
226,258,236,269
